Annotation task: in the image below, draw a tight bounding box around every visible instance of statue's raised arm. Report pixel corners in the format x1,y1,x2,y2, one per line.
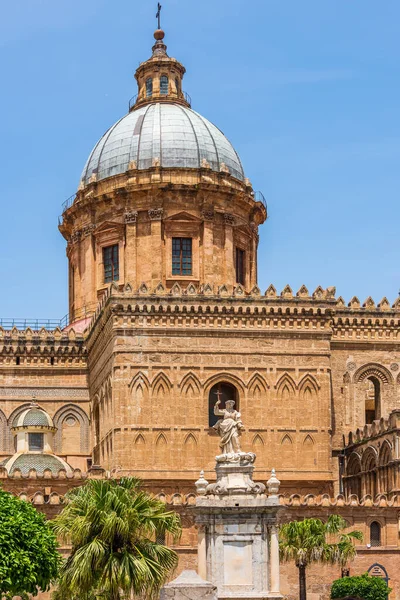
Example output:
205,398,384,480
214,399,225,417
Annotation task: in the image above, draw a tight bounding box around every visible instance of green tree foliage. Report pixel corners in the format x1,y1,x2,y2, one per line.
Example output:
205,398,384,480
279,515,363,600
51,477,182,600
0,488,60,599
331,572,391,600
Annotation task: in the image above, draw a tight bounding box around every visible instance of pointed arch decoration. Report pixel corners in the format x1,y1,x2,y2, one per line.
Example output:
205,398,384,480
129,371,150,391
252,434,264,448
298,374,320,393
133,433,146,467
354,363,393,385
276,373,296,397
180,372,201,397
281,434,294,468
204,372,246,396
362,446,378,471
152,372,172,397
379,440,392,466
303,434,315,468
134,433,146,446
53,404,90,454
247,372,269,393
281,434,293,445
303,434,315,445
154,432,168,465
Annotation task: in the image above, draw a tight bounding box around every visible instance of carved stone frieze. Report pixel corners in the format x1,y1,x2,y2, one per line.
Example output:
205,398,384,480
202,210,214,221
0,388,89,399
148,208,163,221
70,230,82,244
124,210,138,224
223,213,235,225
81,224,96,238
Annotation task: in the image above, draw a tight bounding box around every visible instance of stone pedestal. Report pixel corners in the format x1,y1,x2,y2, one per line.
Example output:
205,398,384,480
161,571,217,600
194,454,283,600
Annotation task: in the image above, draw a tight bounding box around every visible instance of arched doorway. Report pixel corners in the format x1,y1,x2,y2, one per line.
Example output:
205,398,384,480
208,382,238,427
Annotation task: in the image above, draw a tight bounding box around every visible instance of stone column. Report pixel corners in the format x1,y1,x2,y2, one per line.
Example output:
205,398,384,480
148,208,164,288
270,524,280,595
223,214,235,286
124,211,138,288
197,525,207,580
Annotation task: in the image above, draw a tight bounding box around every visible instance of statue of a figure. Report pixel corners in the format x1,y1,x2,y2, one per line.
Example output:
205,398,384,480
213,397,244,455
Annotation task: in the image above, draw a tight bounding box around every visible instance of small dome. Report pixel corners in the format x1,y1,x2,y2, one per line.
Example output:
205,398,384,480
81,103,245,186
13,404,54,429
6,454,70,476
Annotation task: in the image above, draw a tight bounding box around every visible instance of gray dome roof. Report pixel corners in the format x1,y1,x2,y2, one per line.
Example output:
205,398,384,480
7,454,69,475
13,405,54,428
81,103,245,186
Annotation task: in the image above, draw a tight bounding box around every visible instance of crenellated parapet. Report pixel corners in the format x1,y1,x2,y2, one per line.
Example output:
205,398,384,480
0,326,87,367
344,410,400,448
279,492,400,508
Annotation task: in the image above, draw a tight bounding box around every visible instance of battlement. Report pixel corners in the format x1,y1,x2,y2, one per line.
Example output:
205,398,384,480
344,410,400,447
0,326,87,367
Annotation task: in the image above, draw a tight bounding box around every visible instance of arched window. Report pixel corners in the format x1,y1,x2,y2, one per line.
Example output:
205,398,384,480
146,78,153,97
370,521,381,547
160,75,169,95
208,382,238,427
175,77,180,95
365,376,380,423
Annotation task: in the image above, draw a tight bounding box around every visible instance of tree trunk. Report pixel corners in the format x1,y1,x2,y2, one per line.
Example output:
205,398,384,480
298,563,307,600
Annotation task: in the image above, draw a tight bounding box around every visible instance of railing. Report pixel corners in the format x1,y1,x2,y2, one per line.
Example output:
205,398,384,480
61,193,77,213
0,303,98,331
128,90,192,111
0,318,67,331
253,191,267,211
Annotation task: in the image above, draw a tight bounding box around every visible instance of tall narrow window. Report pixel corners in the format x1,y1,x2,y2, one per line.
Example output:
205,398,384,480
365,376,380,424
29,433,44,451
146,78,153,97
175,77,180,95
160,75,169,95
172,238,192,276
370,521,381,547
103,244,119,283
236,248,245,285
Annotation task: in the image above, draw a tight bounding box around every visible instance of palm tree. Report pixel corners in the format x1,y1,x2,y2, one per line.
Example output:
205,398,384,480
279,515,363,600
51,477,181,600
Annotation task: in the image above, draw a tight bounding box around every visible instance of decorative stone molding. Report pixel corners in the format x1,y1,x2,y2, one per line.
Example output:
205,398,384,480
223,213,235,225
70,230,82,244
148,208,163,221
0,387,88,399
124,210,138,224
201,210,214,221
81,224,96,238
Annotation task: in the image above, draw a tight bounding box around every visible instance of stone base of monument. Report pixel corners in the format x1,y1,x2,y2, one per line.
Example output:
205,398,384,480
194,454,283,600
161,571,217,600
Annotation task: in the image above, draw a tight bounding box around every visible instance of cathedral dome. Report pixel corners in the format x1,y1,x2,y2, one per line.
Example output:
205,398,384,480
80,103,245,187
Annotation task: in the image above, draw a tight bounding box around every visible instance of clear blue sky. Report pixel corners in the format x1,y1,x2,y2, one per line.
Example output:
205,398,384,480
0,0,399,319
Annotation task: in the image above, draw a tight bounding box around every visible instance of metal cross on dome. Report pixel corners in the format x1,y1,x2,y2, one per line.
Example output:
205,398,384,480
156,3,162,29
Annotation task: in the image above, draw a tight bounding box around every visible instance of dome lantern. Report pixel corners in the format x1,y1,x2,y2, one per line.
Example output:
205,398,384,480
131,28,190,110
